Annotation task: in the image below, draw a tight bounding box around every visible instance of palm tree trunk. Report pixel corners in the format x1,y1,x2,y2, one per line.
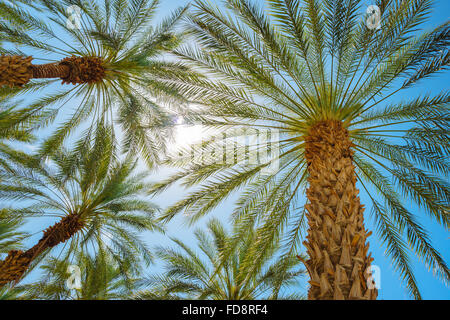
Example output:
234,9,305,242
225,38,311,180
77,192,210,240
0,213,83,287
0,55,105,88
303,120,377,300
31,62,70,79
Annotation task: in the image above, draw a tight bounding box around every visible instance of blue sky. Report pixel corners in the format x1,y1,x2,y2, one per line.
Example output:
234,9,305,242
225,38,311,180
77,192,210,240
2,0,449,300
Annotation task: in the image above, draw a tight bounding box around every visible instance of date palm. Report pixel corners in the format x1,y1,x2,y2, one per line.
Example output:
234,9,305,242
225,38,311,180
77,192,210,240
0,124,162,288
135,219,305,300
0,0,189,164
153,0,450,299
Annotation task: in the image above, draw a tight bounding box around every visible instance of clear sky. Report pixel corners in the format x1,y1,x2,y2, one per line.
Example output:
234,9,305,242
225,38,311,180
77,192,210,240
4,0,449,300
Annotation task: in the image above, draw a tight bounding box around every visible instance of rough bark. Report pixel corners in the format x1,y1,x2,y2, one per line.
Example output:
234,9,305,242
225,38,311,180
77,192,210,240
303,120,377,300
0,55,33,88
0,213,83,287
31,62,70,79
0,55,105,88
58,56,105,85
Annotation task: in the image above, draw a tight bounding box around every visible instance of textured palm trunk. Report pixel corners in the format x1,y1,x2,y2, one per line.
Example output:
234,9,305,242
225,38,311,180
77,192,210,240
31,62,70,79
0,213,83,287
303,120,377,300
0,55,105,88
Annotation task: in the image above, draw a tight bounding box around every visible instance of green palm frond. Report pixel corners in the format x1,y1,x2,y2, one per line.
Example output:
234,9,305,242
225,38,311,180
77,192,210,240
137,218,305,300
0,209,28,255
15,246,141,300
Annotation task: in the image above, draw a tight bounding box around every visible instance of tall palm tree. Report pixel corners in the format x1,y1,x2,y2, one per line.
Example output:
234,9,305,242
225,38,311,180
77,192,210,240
14,248,142,300
152,0,450,299
135,219,305,300
0,124,162,288
0,0,190,164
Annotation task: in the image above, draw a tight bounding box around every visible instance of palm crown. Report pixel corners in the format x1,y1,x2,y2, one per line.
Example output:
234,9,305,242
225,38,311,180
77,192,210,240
152,0,449,299
0,124,162,287
136,218,305,300
0,0,189,164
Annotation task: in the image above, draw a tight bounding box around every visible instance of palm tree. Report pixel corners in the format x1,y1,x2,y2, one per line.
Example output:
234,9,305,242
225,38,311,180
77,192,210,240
15,249,141,300
0,124,162,288
0,0,189,164
152,0,449,299
135,219,305,300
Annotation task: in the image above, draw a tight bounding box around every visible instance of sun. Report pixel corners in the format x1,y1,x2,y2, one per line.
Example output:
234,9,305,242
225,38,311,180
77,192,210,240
171,116,206,151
